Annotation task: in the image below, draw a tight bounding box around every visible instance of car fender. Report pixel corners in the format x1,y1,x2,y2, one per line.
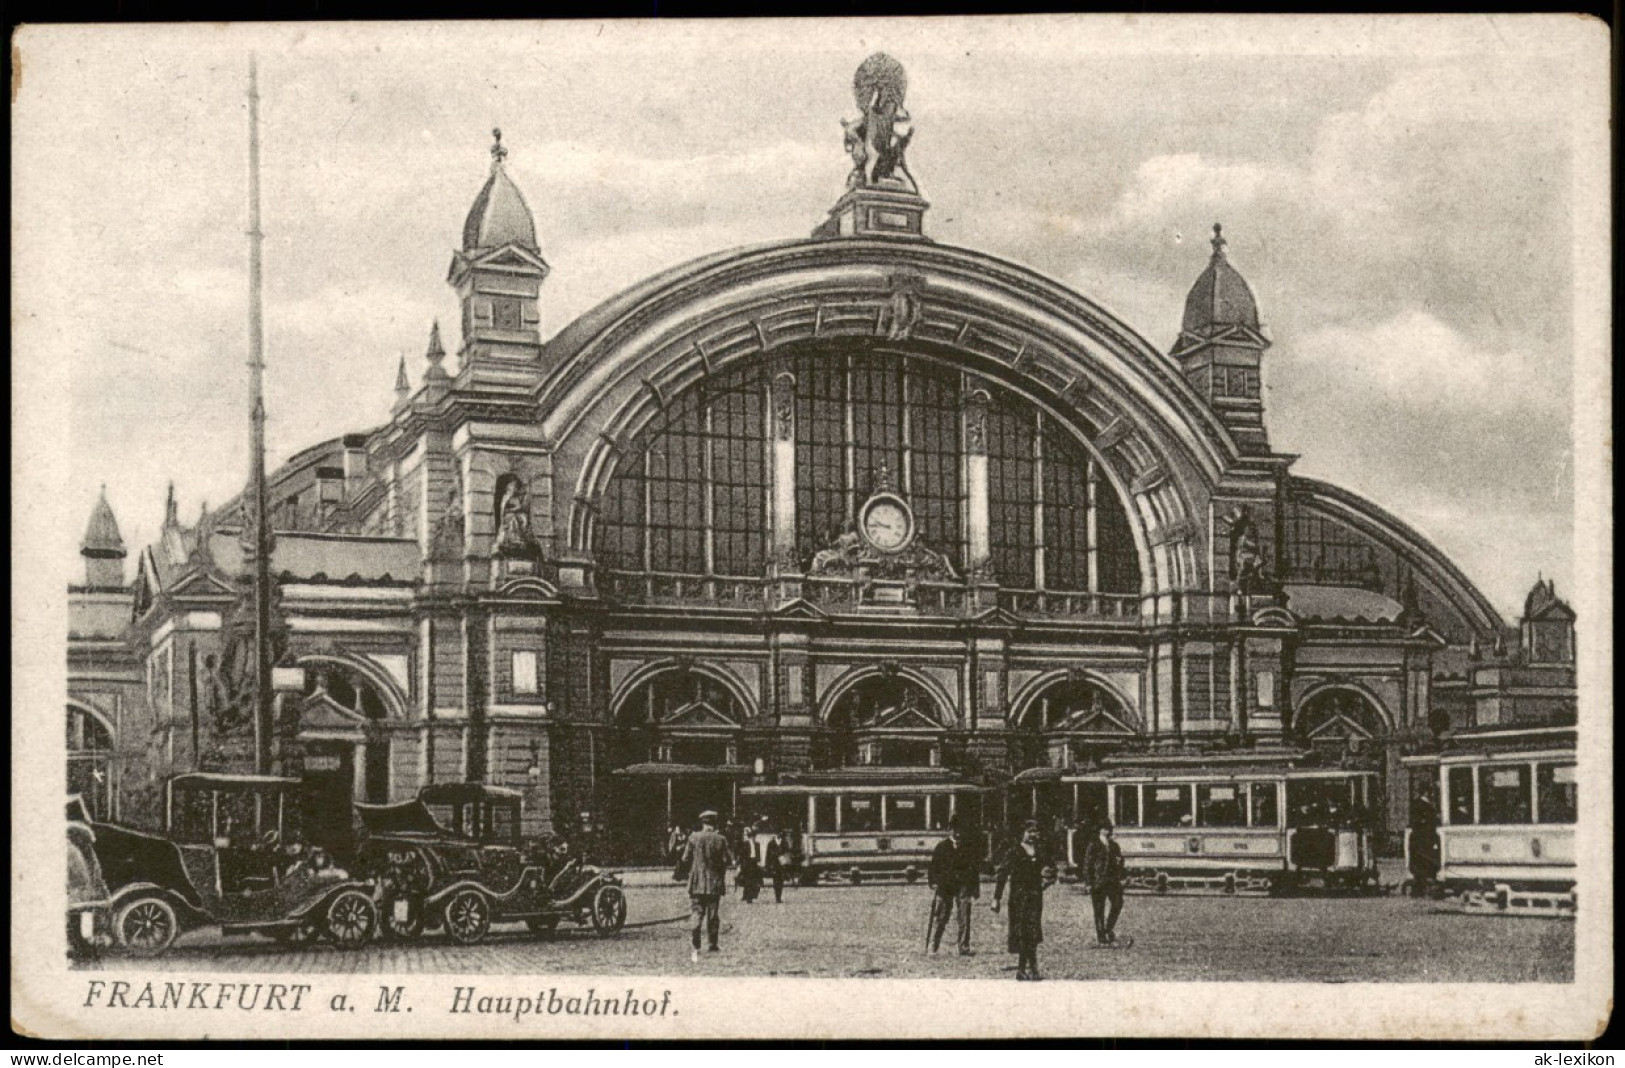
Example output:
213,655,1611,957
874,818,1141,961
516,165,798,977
109,883,204,927
423,879,496,910
290,879,379,920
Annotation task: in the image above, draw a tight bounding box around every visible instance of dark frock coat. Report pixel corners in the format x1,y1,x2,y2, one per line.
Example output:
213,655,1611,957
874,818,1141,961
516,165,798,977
994,843,1052,953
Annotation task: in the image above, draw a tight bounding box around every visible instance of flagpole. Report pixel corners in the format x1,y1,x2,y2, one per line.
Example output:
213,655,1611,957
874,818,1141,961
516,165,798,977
247,54,274,776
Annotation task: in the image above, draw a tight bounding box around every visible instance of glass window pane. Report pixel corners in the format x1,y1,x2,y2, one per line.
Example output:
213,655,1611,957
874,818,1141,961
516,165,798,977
1477,764,1532,824
841,795,880,832
987,399,1037,587
1042,418,1091,590
1144,784,1193,827
813,795,837,834
886,795,927,831
906,364,963,569
1197,783,1246,827
1447,766,1476,825
1113,784,1140,827
1536,763,1577,824
795,353,850,559
1249,782,1280,827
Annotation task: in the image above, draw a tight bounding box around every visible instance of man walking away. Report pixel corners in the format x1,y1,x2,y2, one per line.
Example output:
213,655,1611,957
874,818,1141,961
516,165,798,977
761,819,788,903
992,820,1055,980
926,816,980,956
681,810,734,962
1084,821,1126,945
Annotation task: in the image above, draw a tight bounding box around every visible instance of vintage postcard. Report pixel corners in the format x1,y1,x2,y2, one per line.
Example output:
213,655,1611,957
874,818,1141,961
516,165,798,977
11,15,1612,1042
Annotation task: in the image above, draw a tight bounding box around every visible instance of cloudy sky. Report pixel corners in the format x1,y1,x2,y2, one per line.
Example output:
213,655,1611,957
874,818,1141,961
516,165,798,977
13,17,1605,619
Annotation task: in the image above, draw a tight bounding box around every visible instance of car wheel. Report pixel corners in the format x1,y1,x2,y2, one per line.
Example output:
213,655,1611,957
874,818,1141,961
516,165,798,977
590,885,627,937
525,916,560,938
443,889,491,945
115,895,179,957
381,895,426,941
324,890,378,949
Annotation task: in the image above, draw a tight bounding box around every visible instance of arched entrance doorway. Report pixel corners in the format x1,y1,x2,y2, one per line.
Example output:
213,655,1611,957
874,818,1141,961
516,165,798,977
1292,686,1396,851
67,704,116,820
1014,675,1138,835
292,659,397,863
607,667,750,863
817,673,948,770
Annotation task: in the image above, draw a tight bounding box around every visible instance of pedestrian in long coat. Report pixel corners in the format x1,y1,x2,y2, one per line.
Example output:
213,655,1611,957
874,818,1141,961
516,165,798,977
992,820,1055,980
680,810,734,960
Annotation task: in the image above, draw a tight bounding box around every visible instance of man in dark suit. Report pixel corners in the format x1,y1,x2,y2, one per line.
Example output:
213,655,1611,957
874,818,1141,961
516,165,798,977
1083,821,1127,945
680,810,734,962
992,820,1056,980
926,816,980,955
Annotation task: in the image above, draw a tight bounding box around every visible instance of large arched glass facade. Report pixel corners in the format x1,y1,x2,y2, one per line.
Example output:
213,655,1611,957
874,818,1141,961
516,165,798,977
596,349,1142,593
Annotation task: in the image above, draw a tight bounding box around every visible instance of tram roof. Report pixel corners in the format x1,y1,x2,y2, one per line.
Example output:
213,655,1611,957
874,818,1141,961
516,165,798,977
1060,766,1377,784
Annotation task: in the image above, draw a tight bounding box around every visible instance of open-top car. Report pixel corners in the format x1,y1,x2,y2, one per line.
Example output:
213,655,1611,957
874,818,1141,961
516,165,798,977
67,796,111,958
93,773,378,956
355,783,626,945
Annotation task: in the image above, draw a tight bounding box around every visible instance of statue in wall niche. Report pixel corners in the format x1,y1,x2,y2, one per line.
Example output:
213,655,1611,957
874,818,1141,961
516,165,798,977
494,476,541,559
1224,506,1273,596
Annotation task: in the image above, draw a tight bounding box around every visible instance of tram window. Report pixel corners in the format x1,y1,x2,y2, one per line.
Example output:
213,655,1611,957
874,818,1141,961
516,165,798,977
1447,767,1476,825
1536,764,1577,824
1144,785,1193,827
813,796,837,833
925,796,951,830
1477,765,1532,824
1196,784,1246,827
1248,783,1279,828
1112,785,1140,827
1286,780,1351,827
886,795,927,831
841,796,880,833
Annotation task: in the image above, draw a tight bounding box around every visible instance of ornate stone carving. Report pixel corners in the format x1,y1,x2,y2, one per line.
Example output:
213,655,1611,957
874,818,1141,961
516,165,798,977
430,471,465,562
807,523,957,583
876,271,925,341
494,475,541,559
964,389,990,456
772,371,796,441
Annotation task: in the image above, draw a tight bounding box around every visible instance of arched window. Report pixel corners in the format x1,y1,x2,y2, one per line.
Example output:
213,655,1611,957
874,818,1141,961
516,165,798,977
1019,676,1137,770
821,674,945,768
599,366,768,577
595,348,1142,593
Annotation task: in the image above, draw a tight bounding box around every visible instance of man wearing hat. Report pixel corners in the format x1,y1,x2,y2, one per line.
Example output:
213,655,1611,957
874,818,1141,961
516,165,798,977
679,809,735,961
992,820,1056,980
926,815,980,955
1083,820,1127,945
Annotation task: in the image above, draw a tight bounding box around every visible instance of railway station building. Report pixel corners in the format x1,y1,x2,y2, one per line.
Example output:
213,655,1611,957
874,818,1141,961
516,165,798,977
69,58,1577,863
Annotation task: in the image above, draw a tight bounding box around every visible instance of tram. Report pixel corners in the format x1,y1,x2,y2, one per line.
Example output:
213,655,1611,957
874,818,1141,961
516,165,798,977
739,770,989,885
1401,726,1576,917
1059,764,1380,895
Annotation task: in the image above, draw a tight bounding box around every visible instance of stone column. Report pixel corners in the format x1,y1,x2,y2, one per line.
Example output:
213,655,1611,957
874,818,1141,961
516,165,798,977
964,388,991,572
770,369,798,570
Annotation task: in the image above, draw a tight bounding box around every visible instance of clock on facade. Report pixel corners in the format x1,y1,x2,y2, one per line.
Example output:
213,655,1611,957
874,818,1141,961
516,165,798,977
858,492,915,553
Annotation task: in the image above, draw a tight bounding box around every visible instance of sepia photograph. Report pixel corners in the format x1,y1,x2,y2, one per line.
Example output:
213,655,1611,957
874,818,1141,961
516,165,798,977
10,15,1612,1042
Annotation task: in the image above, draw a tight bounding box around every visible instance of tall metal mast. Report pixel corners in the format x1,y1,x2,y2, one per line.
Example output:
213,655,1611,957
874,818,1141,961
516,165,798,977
247,55,274,776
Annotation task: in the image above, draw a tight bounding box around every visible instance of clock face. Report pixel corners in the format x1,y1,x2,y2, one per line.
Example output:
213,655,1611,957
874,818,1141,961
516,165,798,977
860,495,913,552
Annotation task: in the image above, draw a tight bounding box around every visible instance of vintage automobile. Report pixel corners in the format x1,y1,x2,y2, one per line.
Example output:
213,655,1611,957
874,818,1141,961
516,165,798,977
94,773,379,956
355,783,627,945
67,797,111,958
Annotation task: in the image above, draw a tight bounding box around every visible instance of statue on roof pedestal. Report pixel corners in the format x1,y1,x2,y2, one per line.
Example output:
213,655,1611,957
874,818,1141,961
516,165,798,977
843,53,917,193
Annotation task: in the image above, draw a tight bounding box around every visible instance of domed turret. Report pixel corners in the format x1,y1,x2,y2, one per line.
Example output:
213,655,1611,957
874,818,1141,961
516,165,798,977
448,130,551,380
462,129,539,253
80,486,127,588
1520,576,1575,665
1180,224,1259,334
1171,224,1272,456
